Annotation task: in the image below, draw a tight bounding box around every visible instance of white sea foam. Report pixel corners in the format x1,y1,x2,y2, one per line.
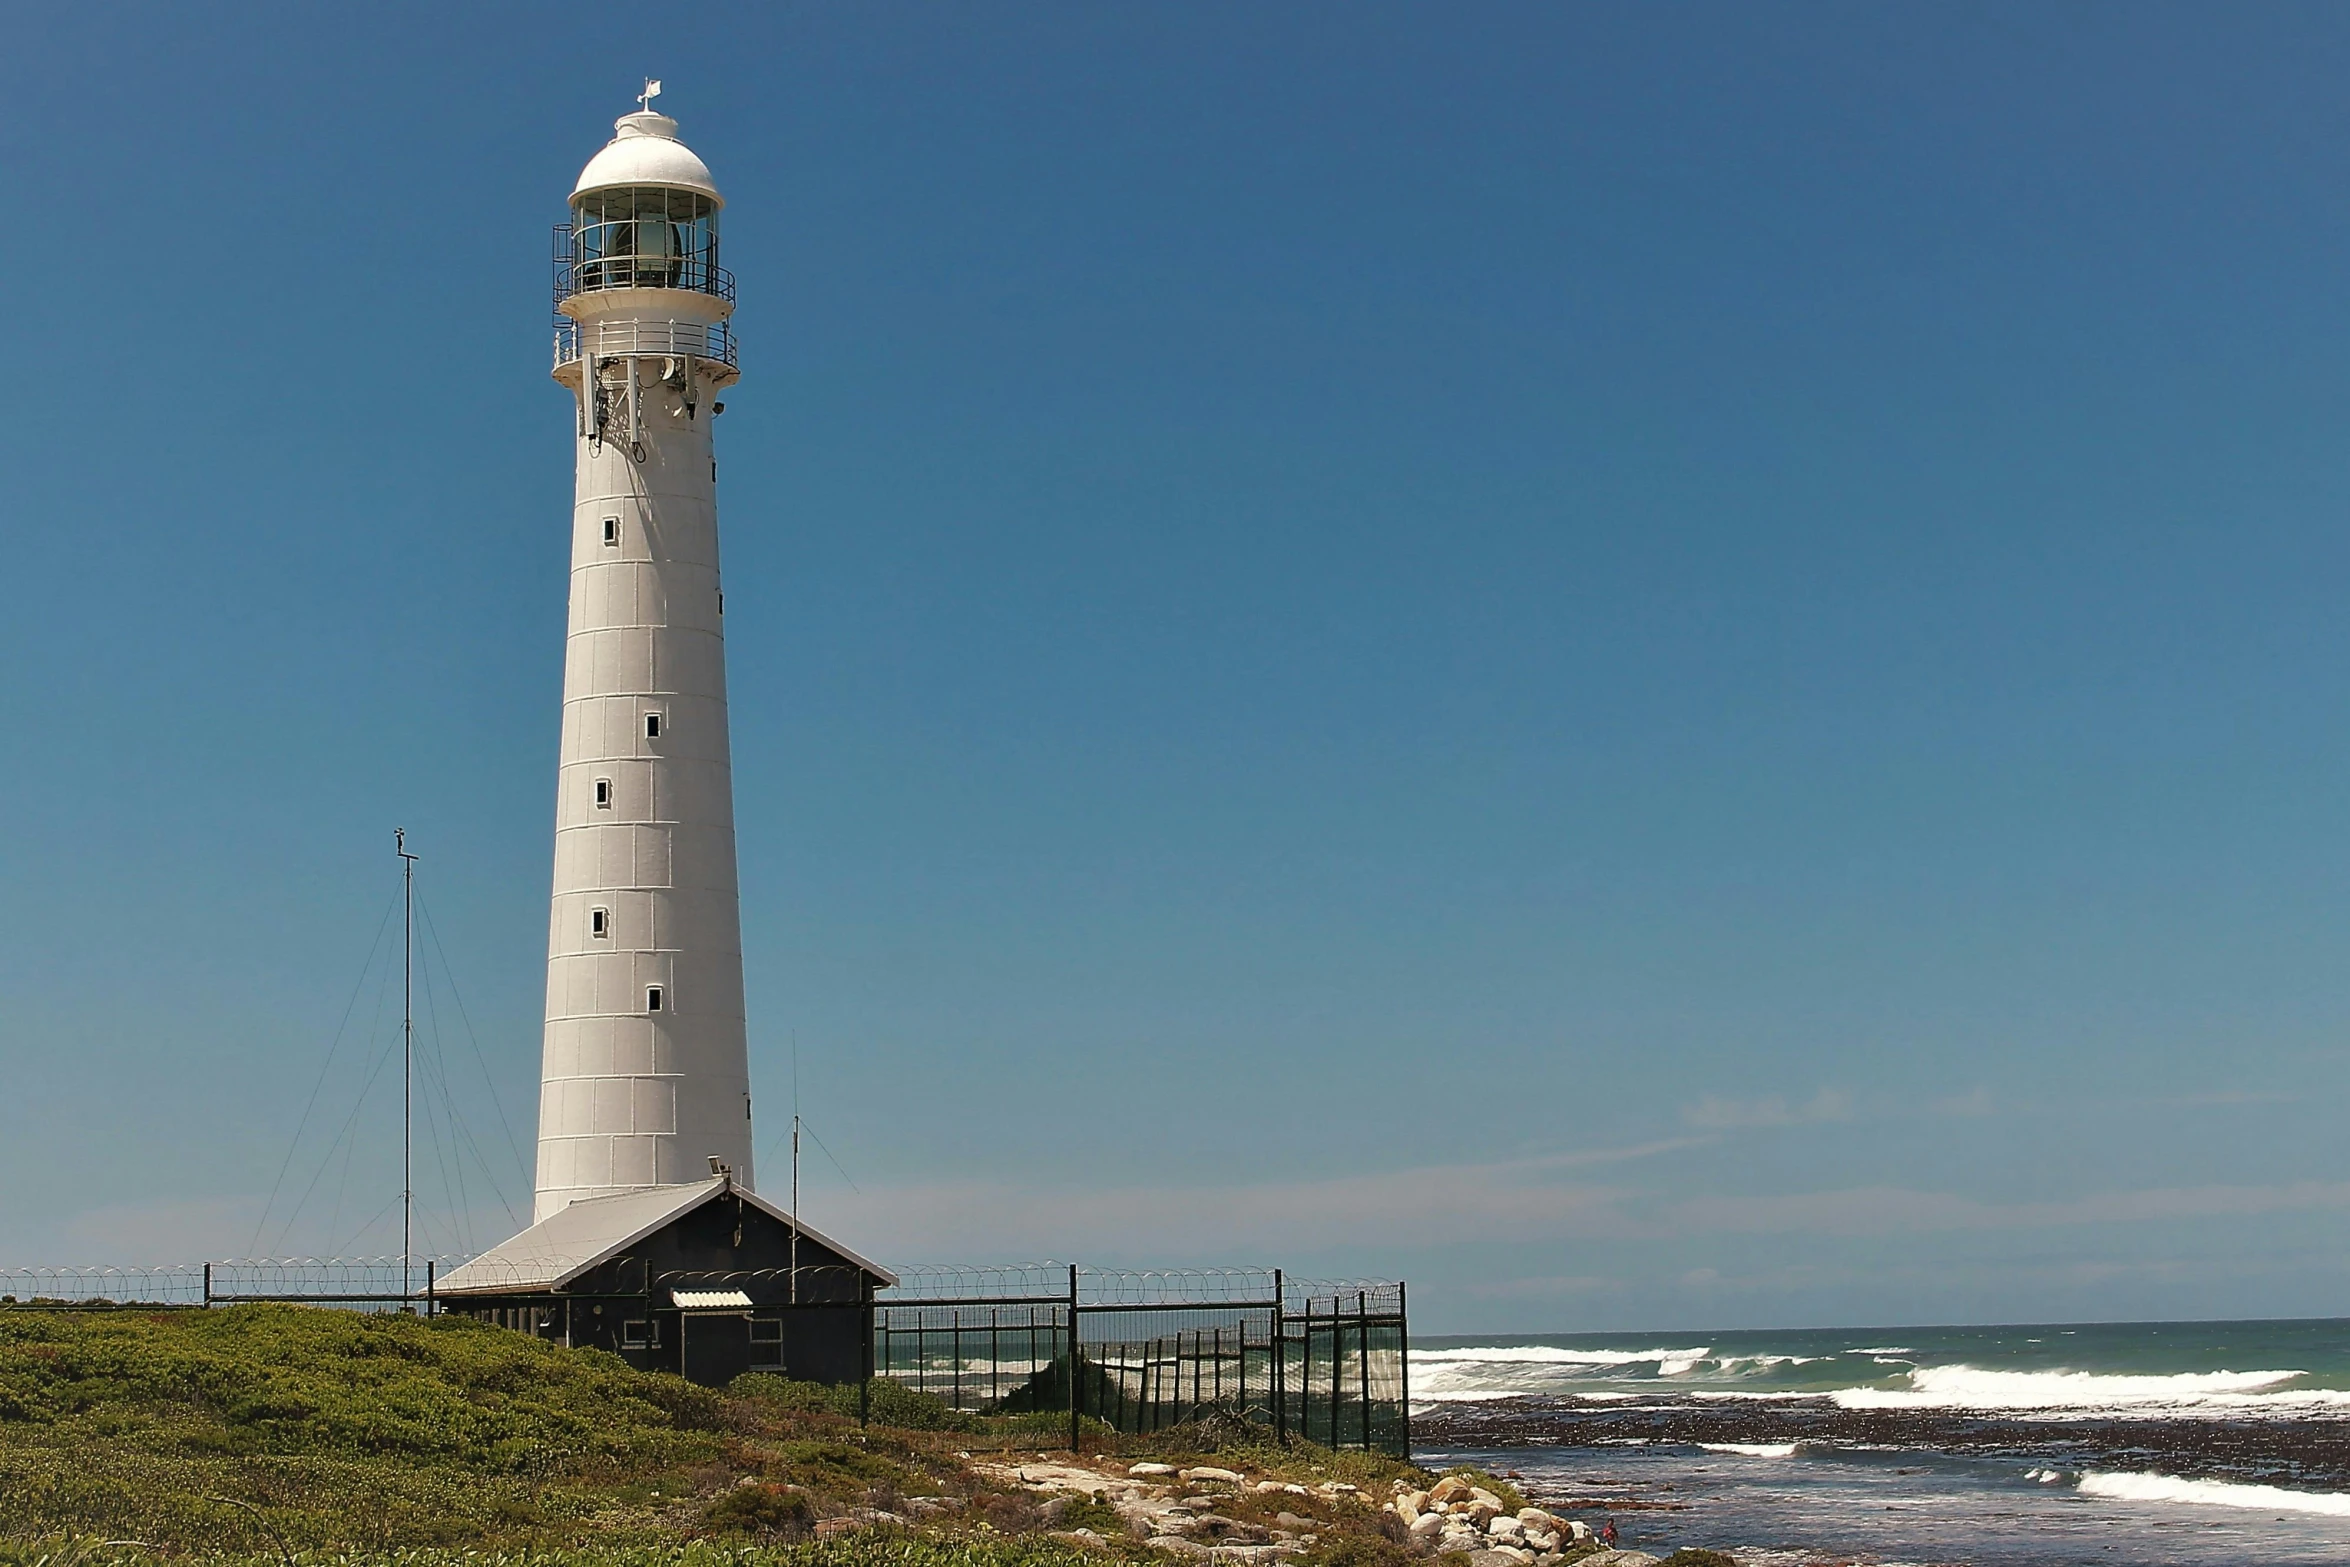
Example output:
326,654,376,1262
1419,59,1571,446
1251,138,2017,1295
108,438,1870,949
1844,1346,1914,1356
1700,1442,1799,1457
1715,1354,1818,1372
1833,1364,2321,1413
2078,1470,2350,1517
1413,1346,1712,1367
1410,1345,1717,1401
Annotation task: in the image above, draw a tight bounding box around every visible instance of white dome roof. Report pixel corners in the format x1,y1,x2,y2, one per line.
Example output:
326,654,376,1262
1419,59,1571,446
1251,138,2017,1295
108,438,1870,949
573,110,723,205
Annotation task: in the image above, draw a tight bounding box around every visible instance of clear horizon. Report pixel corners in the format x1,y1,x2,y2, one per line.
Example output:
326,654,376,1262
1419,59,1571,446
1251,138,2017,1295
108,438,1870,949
9,3,2350,1335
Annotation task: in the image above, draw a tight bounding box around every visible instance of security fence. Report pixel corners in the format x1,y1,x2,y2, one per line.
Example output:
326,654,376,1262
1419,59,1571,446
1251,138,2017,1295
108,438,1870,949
0,1256,1409,1457
874,1265,1410,1456
0,1260,443,1311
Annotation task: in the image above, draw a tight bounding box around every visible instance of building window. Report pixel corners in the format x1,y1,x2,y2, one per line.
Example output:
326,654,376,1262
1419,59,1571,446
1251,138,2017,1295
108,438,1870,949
647,985,664,1013
591,908,609,939
645,713,662,739
602,516,620,546
594,778,612,808
749,1317,783,1368
621,1318,657,1349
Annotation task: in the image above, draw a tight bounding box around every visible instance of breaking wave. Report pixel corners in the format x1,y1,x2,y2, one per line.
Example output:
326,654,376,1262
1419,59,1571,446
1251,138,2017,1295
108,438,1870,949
1831,1365,2325,1413
2077,1470,2350,1517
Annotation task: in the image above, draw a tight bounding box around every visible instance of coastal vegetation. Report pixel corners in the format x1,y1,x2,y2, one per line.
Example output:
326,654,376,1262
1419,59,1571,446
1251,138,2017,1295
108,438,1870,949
0,1307,1729,1566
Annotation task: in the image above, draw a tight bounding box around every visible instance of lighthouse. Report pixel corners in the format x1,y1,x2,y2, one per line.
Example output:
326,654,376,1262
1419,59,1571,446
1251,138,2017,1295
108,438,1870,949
534,87,753,1221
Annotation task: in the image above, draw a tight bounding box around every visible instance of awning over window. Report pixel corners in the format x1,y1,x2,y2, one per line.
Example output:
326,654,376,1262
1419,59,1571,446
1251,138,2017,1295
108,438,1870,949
671,1288,754,1309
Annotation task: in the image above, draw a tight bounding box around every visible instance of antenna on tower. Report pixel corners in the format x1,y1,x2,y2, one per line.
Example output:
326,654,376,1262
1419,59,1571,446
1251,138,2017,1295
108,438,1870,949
638,78,663,112
395,827,419,1310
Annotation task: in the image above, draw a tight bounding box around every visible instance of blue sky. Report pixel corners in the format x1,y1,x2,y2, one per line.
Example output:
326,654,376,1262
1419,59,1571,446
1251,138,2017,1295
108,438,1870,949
10,2,2350,1332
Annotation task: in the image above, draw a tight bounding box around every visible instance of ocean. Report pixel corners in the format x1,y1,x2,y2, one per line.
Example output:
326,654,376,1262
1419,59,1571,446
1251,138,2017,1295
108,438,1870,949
1410,1319,2350,1565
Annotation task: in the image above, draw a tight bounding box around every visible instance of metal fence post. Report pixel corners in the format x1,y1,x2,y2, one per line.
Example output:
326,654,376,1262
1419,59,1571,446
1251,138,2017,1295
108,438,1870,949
1271,1268,1286,1445
1067,1263,1082,1453
1397,1280,1411,1460
1358,1290,1371,1451
860,1291,874,1428
427,1260,437,1319
202,1263,212,1309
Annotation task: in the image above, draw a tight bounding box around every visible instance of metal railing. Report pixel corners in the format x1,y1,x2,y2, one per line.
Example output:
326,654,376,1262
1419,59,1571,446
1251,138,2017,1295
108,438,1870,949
553,318,738,373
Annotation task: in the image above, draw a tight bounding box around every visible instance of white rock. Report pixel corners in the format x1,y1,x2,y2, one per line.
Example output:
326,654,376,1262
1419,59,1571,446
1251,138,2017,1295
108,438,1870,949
1486,1516,1525,1540
1181,1467,1246,1485
1254,1482,1289,1494
1131,1463,1179,1477
1524,1529,1560,1551
1408,1514,1447,1540
1564,1522,1592,1542
1469,1488,1506,1511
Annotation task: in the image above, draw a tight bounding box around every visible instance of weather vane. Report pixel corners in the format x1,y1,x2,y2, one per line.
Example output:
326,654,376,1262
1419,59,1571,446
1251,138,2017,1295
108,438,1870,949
638,78,663,112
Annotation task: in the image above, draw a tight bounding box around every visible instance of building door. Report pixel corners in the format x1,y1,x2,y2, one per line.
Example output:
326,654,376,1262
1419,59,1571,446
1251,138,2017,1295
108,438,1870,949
681,1311,752,1387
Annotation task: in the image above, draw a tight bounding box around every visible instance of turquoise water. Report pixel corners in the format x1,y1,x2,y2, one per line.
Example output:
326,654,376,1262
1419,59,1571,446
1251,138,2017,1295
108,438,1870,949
1414,1319,2350,1564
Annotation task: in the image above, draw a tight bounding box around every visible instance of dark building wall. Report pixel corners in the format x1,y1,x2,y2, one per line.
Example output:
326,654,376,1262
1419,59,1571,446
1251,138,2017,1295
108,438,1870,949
445,1192,880,1386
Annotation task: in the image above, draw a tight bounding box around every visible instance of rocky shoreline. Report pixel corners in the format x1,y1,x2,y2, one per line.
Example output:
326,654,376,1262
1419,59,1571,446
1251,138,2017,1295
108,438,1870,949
1414,1394,2350,1489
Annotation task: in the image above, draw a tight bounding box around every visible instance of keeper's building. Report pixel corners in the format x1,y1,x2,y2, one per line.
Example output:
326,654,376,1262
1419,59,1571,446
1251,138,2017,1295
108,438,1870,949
435,1172,895,1387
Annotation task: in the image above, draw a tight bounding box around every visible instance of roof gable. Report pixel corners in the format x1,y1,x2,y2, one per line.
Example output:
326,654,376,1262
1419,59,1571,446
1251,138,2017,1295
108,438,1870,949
436,1178,895,1295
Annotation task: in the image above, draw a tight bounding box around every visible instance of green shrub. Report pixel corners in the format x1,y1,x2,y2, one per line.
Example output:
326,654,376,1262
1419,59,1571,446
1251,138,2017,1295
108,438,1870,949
704,1482,814,1536
1053,1495,1123,1534
727,1375,983,1433
1659,1552,1739,1567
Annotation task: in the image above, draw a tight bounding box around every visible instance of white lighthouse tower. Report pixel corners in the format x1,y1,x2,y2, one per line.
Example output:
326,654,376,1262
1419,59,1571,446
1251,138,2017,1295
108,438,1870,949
534,87,753,1221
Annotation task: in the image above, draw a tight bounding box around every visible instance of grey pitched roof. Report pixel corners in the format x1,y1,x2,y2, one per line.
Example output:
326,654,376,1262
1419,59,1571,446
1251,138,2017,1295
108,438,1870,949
435,1176,896,1295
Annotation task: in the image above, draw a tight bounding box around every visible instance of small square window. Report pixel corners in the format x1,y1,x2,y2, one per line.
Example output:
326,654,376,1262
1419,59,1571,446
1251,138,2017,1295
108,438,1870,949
749,1318,783,1344
602,516,620,545
591,908,609,938
621,1319,654,1349
647,985,664,1013
594,778,612,808
645,713,662,739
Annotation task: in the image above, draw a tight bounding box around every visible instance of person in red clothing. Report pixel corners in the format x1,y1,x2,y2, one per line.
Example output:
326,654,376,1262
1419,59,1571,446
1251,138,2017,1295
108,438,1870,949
1599,1519,1618,1547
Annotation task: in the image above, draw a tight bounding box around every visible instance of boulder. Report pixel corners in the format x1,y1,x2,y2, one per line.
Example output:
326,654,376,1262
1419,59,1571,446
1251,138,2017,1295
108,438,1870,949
1148,1536,1217,1560
1408,1514,1447,1541
1131,1463,1179,1477
1181,1467,1246,1485
1564,1522,1593,1542
1466,1503,1503,1527
1467,1550,1532,1567
1427,1476,1475,1506
1516,1508,1561,1531
1524,1529,1561,1551
1469,1488,1506,1511
1392,1497,1421,1526
1486,1515,1525,1540
1276,1513,1317,1531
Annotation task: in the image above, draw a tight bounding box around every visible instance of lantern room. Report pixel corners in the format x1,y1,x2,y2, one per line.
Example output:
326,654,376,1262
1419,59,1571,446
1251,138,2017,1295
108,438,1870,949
555,106,733,309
